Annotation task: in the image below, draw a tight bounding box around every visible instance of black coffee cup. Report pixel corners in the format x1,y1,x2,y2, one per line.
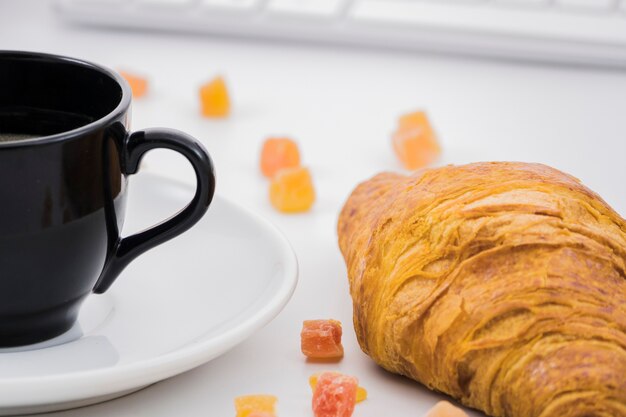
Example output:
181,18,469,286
0,51,216,347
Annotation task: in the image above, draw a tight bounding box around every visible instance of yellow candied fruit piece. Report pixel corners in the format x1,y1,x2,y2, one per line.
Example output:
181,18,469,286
269,167,315,213
234,395,277,417
309,374,368,403
199,76,230,118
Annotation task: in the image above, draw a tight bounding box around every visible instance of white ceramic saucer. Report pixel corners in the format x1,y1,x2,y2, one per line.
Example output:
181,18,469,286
0,173,298,415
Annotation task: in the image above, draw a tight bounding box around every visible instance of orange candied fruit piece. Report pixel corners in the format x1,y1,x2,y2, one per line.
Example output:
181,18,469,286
199,76,230,118
234,395,277,417
309,374,367,403
392,110,441,170
260,137,301,178
312,372,358,417
118,70,148,99
425,401,468,417
398,110,431,130
269,167,315,213
301,319,344,360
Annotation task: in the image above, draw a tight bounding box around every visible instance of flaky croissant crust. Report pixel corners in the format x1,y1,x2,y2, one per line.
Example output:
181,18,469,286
338,162,626,417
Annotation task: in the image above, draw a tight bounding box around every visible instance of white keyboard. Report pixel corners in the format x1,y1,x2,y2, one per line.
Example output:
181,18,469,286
57,0,626,68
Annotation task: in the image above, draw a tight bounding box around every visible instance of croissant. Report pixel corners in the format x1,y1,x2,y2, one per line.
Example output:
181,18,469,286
337,162,626,417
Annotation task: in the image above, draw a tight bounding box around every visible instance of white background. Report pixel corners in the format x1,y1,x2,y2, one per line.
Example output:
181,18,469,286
1,1,625,416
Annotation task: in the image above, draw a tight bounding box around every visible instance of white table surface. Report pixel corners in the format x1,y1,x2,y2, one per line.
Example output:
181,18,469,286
1,2,626,416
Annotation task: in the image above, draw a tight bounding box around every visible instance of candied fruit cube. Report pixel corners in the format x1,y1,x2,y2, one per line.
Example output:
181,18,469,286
234,395,277,417
312,372,358,417
301,320,344,360
269,167,315,213
260,137,301,178
398,110,431,131
199,76,230,118
425,401,468,417
248,413,275,417
392,110,441,170
119,70,148,99
309,374,367,403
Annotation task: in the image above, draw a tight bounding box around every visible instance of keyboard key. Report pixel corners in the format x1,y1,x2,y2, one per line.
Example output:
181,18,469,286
430,0,484,2
266,0,345,17
554,0,615,10
68,0,124,3
65,0,125,6
137,0,194,7
201,0,259,10
493,0,548,6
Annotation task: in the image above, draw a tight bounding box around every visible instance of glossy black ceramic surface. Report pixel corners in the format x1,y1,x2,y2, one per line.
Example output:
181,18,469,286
0,51,215,347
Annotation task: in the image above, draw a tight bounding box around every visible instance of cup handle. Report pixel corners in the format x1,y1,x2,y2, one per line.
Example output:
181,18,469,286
93,128,216,294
